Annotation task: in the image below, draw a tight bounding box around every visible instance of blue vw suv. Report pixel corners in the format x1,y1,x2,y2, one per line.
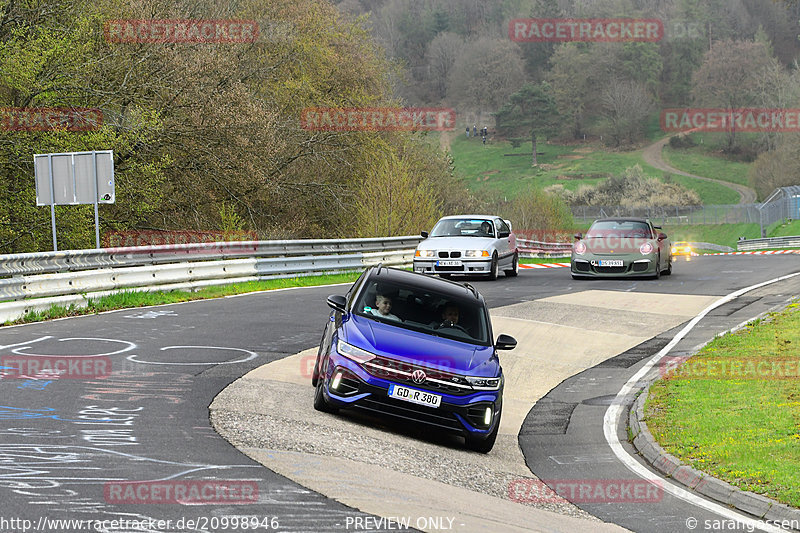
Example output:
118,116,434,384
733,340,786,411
311,265,516,452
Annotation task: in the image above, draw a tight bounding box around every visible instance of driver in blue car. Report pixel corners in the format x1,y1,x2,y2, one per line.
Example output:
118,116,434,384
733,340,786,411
439,302,460,327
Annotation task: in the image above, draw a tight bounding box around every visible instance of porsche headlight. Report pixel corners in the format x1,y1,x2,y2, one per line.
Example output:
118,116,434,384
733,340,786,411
640,242,654,254
574,241,587,255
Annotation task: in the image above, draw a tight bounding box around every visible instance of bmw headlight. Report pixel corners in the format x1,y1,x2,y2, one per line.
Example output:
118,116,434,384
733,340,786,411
415,250,435,258
465,375,502,390
336,340,376,363
464,250,490,257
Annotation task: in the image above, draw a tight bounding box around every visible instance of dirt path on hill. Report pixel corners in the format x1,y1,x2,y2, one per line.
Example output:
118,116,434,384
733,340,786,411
641,135,757,204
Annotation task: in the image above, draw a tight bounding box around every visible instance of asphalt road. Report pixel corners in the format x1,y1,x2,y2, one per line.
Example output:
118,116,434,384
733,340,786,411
0,254,797,533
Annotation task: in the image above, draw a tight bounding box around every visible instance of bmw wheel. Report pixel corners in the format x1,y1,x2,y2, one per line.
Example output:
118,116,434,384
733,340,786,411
488,253,499,281
504,252,518,277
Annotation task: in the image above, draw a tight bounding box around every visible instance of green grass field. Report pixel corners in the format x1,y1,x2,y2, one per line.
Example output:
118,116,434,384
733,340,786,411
662,145,751,187
662,223,761,249
645,302,800,506
449,135,741,205
770,220,800,237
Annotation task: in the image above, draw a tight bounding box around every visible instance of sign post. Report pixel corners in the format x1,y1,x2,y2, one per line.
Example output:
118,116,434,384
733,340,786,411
34,150,115,251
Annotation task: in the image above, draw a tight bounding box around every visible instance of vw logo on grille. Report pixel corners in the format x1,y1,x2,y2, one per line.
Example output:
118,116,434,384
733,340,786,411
411,369,427,384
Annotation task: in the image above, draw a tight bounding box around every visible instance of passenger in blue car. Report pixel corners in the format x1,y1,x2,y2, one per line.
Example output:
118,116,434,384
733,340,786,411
369,293,402,322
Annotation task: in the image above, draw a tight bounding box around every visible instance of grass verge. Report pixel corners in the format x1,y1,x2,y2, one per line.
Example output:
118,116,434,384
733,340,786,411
645,301,800,507
3,273,361,326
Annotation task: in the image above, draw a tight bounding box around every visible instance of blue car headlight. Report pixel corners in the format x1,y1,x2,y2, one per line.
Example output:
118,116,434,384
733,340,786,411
336,340,376,364
465,375,502,390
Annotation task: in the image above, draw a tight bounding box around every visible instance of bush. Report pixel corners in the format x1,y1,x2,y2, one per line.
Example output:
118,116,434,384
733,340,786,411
669,134,696,149
548,165,700,207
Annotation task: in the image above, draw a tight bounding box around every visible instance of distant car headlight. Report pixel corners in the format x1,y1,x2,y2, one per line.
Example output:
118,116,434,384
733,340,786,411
640,242,654,254
574,241,587,255
464,250,490,257
465,375,502,390
670,246,677,254
415,250,435,258
336,340,376,363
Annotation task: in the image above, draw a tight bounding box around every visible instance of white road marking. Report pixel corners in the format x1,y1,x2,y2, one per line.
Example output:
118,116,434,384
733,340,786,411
603,271,800,532
127,346,258,366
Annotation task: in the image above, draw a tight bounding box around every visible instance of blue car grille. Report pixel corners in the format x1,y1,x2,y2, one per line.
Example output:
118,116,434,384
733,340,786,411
354,393,464,432
362,355,476,396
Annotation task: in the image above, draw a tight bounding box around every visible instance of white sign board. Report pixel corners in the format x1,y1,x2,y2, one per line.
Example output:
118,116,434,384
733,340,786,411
35,150,115,206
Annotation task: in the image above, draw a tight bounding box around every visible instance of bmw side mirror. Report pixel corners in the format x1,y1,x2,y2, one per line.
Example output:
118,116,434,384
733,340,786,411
495,334,517,350
327,294,347,313
498,231,510,238
421,231,429,238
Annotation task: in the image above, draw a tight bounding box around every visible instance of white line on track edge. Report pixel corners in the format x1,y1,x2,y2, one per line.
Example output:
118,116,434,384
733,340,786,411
603,271,800,532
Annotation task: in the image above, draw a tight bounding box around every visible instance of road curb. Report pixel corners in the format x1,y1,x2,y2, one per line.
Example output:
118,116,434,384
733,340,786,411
630,390,800,523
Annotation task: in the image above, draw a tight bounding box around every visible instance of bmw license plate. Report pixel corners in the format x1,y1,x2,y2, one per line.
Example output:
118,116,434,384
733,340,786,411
598,259,623,267
388,384,441,408
437,260,462,267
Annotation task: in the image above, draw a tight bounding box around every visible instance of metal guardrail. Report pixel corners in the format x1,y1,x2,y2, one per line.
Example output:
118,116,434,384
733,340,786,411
0,236,423,323
737,235,800,251
517,238,572,258
0,236,423,277
687,242,734,253
518,239,736,256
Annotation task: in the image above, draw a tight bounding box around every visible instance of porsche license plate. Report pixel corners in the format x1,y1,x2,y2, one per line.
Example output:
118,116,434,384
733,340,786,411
598,259,624,267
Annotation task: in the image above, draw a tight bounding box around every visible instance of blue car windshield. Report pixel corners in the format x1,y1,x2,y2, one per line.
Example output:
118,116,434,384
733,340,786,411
430,218,493,238
354,280,491,346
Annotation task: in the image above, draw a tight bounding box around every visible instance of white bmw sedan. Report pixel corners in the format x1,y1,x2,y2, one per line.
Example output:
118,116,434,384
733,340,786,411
413,215,518,280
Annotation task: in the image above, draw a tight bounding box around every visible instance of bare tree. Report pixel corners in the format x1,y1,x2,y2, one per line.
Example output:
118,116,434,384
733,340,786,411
446,38,525,114
426,32,463,101
600,79,654,146
691,39,777,151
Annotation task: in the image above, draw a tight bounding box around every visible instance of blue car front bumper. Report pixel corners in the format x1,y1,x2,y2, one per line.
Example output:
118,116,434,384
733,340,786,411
320,351,502,439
